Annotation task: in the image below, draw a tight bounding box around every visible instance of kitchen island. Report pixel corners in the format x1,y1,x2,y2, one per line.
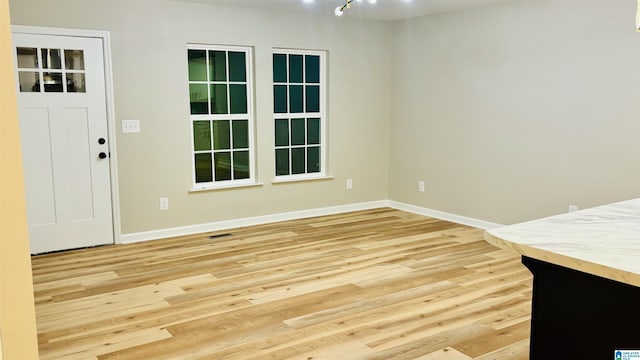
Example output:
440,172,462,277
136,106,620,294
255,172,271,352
484,198,640,359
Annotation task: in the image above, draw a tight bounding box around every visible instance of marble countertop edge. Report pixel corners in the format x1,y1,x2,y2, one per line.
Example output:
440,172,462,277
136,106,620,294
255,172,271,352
483,230,640,287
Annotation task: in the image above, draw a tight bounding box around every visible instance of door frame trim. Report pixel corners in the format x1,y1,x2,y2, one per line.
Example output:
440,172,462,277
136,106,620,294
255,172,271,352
12,25,122,245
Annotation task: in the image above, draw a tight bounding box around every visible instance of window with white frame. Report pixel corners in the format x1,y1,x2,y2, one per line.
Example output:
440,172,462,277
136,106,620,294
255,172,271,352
187,45,254,188
272,49,326,179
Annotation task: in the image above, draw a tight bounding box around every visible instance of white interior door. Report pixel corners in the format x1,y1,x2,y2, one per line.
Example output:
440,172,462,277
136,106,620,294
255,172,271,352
13,32,114,254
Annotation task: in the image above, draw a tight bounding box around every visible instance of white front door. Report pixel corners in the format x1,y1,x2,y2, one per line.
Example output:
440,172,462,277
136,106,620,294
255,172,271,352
13,32,114,254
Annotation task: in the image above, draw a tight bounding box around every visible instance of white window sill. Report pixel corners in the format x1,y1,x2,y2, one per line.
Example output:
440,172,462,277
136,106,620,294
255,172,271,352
272,174,334,184
190,181,263,193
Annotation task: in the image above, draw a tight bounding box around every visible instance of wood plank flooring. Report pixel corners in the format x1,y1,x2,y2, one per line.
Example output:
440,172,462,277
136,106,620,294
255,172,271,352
31,208,532,359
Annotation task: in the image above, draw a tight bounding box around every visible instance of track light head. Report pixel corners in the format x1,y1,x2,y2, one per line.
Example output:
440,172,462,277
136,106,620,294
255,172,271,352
334,0,375,16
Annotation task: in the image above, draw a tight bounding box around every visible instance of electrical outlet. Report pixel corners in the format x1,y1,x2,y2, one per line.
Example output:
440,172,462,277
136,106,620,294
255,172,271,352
122,119,141,133
568,205,578,213
419,181,425,192
346,178,353,190
160,197,169,211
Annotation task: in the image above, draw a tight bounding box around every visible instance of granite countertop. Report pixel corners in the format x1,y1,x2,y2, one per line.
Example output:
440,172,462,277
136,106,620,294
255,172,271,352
484,198,640,287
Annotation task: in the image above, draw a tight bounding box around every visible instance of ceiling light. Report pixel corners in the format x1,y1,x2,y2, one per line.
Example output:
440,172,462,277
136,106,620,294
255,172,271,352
334,0,376,16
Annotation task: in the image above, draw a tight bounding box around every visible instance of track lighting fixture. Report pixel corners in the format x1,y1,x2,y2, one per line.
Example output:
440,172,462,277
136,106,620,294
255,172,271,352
334,0,377,17
334,0,352,17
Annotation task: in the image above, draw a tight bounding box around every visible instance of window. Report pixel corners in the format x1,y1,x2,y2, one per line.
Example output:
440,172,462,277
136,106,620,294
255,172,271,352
187,45,255,189
16,47,86,93
273,49,326,179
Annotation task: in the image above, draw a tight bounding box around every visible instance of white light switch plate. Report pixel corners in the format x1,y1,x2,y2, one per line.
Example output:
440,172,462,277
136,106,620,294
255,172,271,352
122,119,141,133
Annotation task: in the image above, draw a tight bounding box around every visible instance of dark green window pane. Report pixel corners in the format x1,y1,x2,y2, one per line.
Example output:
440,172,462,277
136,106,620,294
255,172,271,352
291,148,305,175
306,85,320,113
233,151,250,179
291,118,305,146
275,119,289,147
228,51,246,82
289,85,303,113
274,85,287,113
273,54,287,83
212,120,230,150
307,118,320,145
232,120,249,149
275,149,290,176
305,55,320,83
307,146,320,173
209,50,226,81
229,84,247,114
190,84,208,115
214,152,232,181
289,54,303,83
193,121,211,151
210,84,228,114
188,49,207,81
194,153,213,183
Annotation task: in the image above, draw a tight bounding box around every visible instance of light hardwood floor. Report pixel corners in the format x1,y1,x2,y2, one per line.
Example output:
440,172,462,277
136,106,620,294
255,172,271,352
31,208,532,360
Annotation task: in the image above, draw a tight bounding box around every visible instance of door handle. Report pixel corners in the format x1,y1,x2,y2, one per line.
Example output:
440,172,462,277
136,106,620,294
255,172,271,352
98,152,108,159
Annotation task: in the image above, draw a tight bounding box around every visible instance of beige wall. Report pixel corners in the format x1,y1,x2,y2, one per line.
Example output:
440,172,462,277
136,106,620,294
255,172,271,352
0,0,39,357
9,0,392,234
9,0,640,229
389,0,640,224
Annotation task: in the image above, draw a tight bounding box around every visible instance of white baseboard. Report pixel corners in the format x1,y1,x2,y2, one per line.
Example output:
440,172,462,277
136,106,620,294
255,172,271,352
388,201,503,230
120,200,502,244
120,200,389,244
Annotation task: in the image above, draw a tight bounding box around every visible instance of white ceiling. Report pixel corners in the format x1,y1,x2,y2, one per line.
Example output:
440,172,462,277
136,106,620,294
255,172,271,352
177,0,510,21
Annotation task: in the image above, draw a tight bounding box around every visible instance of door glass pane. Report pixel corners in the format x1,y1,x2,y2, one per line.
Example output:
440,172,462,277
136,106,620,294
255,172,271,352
291,118,305,146
193,121,212,151
307,118,320,145
228,51,246,82
233,151,250,179
289,85,303,113
229,84,247,114
273,53,287,83
275,119,289,147
209,50,227,81
275,149,290,176
43,72,63,92
64,50,85,70
41,49,62,69
195,153,213,183
210,84,228,114
232,120,248,149
66,73,86,93
16,47,38,68
289,54,303,83
188,49,207,81
18,71,40,92
189,84,208,114
305,55,320,83
214,152,232,181
307,146,320,173
274,85,287,113
212,120,230,150
291,148,305,174
306,85,320,113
